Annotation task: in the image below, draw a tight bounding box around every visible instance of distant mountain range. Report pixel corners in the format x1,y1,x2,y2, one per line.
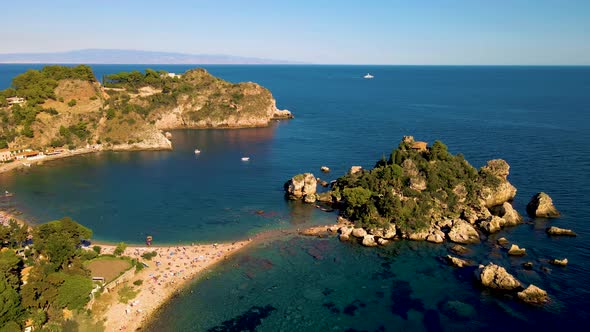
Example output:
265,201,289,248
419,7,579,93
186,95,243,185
0,49,301,64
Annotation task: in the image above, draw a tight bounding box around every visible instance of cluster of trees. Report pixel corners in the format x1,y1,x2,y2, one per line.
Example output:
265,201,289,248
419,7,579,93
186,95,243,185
104,69,174,91
0,65,98,148
0,65,96,106
51,121,91,148
0,217,96,330
332,140,495,231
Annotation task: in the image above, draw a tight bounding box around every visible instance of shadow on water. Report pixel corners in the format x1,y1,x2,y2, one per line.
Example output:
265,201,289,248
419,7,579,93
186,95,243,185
390,280,425,320
206,305,276,332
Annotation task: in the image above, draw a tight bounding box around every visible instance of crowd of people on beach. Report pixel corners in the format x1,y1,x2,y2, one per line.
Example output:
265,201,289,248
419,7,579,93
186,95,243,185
100,242,247,331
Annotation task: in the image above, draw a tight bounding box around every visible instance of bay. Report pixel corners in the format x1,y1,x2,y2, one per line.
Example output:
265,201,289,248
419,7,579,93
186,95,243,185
1,64,589,330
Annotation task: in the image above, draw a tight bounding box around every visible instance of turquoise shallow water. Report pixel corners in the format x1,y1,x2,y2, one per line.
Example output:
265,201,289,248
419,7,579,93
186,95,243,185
1,65,590,330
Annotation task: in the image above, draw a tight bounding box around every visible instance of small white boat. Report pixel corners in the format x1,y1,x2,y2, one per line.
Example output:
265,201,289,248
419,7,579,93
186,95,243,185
364,73,374,79
194,149,201,154
241,157,250,161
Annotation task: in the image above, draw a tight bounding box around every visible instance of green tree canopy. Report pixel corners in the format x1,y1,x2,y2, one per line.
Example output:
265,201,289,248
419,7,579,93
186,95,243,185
0,274,22,328
56,274,92,310
34,217,92,269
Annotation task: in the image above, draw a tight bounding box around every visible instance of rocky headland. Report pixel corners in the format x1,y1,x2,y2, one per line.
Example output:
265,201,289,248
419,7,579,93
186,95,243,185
0,65,291,173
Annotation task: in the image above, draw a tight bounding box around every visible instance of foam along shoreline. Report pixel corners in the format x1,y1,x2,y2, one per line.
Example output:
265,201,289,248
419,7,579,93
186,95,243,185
96,240,251,332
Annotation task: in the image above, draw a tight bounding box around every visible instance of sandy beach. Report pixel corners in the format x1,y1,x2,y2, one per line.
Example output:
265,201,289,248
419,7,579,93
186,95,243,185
0,147,98,175
95,240,251,332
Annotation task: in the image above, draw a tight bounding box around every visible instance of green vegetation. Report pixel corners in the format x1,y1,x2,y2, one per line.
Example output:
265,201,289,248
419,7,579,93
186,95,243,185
0,65,280,152
104,68,172,91
0,217,98,330
0,65,95,106
113,242,127,256
117,285,138,304
140,251,157,260
332,139,494,232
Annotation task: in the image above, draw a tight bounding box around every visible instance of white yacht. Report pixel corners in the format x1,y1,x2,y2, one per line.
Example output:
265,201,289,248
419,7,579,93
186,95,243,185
194,149,201,154
364,73,374,79
241,157,250,161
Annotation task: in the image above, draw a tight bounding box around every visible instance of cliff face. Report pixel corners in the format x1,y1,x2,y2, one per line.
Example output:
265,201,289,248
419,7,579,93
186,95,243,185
0,66,291,152
153,69,291,130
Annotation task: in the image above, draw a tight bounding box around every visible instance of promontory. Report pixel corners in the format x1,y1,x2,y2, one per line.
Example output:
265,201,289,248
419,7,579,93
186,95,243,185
0,65,291,158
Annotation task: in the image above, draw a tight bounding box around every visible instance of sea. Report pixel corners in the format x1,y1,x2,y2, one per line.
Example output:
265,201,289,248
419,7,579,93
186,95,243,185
0,64,589,331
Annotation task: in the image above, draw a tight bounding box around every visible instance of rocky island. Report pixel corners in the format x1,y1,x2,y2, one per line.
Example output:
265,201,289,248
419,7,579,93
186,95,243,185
0,65,291,171
286,136,571,305
287,136,525,244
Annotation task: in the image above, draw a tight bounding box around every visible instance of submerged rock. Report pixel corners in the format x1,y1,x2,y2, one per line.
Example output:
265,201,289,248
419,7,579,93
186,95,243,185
517,284,549,304
478,263,521,290
549,258,568,266
526,192,560,218
440,300,476,320
507,244,526,256
448,219,480,244
450,244,469,255
522,262,534,270
546,226,576,236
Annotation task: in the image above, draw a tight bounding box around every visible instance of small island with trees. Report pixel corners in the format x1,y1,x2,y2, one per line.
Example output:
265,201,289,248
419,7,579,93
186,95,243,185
286,136,573,306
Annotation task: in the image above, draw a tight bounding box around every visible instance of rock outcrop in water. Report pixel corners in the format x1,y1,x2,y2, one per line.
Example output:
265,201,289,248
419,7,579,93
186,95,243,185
286,137,527,246
546,226,576,236
284,173,317,203
478,263,521,290
507,244,526,256
526,192,560,218
517,284,549,304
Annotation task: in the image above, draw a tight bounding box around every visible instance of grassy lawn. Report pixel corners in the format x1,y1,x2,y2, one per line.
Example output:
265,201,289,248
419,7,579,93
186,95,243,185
85,256,132,283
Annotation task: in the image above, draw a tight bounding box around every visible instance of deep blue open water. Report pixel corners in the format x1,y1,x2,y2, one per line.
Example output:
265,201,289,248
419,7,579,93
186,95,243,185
1,65,589,330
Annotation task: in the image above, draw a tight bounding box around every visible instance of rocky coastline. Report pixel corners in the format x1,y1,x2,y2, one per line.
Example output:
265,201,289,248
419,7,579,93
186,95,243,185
0,66,292,175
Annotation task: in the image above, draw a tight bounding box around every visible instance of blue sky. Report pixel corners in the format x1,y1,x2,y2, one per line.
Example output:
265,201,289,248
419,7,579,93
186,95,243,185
1,0,589,64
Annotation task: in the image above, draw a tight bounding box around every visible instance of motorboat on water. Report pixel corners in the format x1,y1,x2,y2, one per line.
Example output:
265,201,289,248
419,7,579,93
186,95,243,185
364,73,374,79
194,149,201,154
241,157,250,161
